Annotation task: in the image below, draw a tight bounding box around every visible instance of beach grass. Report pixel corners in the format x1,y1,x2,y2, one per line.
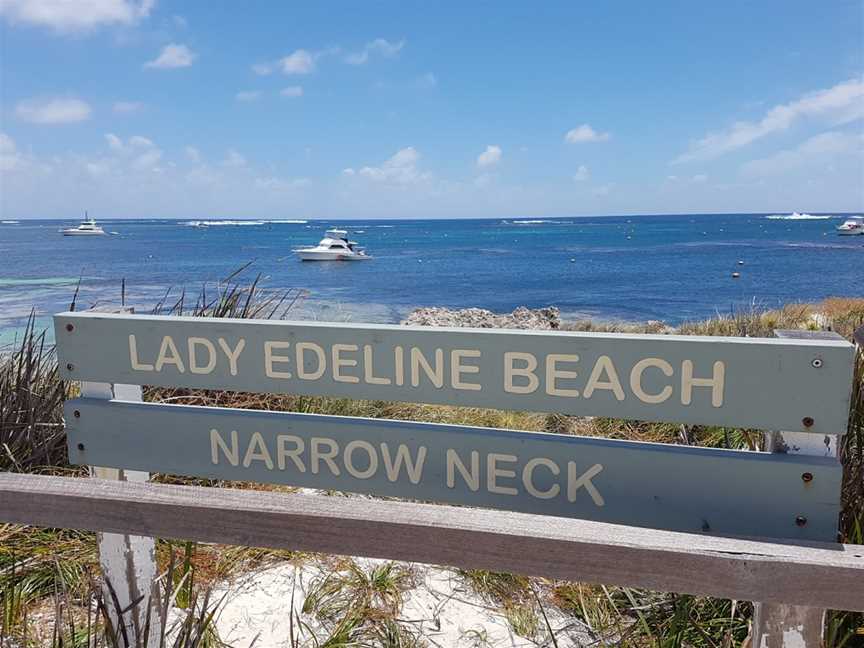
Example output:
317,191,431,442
1,285,863,646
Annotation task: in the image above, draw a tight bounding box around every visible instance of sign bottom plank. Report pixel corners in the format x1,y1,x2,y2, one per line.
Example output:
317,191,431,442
65,399,842,541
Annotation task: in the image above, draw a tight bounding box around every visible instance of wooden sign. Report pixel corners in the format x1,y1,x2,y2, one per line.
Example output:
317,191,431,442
56,312,855,433
64,398,842,540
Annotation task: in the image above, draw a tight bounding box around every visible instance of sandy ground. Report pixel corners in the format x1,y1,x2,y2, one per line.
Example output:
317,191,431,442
205,557,595,647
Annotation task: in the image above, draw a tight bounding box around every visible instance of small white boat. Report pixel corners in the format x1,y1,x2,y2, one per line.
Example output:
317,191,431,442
294,228,372,261
61,213,106,236
836,216,864,236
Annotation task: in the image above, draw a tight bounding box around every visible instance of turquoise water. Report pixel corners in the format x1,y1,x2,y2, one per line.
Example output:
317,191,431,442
0,214,861,344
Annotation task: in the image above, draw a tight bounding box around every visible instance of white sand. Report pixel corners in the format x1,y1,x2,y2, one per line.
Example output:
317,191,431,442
207,557,594,647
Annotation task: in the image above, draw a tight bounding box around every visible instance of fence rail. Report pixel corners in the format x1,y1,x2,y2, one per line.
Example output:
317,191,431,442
1,472,862,612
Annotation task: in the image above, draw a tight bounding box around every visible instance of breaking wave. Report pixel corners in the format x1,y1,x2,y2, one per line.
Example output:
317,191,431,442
765,213,831,220
182,220,267,227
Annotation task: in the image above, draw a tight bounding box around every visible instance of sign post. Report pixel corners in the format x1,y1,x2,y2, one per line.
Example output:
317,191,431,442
83,381,161,646
750,330,848,647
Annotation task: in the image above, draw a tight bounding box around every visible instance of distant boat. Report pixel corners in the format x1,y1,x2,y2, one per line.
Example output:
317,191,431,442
61,213,106,236
294,228,372,261
836,216,864,236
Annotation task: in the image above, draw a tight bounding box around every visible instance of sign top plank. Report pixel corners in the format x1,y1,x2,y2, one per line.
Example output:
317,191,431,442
54,312,856,434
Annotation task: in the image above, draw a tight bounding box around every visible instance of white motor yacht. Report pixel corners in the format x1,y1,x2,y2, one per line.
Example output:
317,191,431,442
836,216,864,236
295,229,372,261
61,214,107,236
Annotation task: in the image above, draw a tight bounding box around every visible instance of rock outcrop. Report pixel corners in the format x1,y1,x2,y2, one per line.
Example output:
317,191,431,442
402,306,561,329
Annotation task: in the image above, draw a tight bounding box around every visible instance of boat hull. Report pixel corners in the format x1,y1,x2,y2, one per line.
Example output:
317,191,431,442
295,250,372,261
61,230,107,236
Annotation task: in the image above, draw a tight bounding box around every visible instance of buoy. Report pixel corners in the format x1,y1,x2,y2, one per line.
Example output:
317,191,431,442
737,260,744,265
570,258,576,263
732,272,740,279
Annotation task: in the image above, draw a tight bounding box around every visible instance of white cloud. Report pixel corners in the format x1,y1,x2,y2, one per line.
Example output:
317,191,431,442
144,43,196,69
474,173,495,188
131,147,161,170
345,52,368,65
0,133,23,171
98,133,162,171
280,86,304,98
235,91,260,102
105,133,124,151
415,72,437,89
564,124,610,144
113,101,143,113
223,149,247,168
1,133,327,219
357,147,428,184
104,133,153,151
252,62,272,76
85,160,111,178
280,49,315,74
593,183,614,196
342,168,355,176
254,176,309,191
185,146,201,163
741,131,863,177
15,97,91,124
674,78,864,163
0,0,155,33
101,133,161,170
129,135,154,148
345,38,405,65
691,174,708,183
477,145,502,168
573,165,590,182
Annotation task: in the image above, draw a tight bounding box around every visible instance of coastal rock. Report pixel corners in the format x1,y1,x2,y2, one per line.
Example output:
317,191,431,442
402,306,561,329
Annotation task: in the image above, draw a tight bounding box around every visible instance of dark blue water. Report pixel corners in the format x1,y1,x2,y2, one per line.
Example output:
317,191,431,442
1,214,861,344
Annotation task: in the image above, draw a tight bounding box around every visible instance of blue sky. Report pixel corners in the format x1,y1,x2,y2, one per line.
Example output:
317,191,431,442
1,1,862,219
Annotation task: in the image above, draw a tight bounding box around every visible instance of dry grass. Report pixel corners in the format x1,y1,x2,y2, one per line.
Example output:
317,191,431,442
0,313,71,474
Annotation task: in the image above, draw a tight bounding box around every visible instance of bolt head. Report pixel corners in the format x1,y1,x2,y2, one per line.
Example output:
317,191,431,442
77,443,85,451
66,363,74,372
795,516,808,527
802,416,814,428
65,323,74,332
801,472,813,483
73,410,80,418
811,358,823,368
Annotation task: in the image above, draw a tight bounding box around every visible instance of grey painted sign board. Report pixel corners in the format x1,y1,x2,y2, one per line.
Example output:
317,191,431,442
55,312,855,434
65,398,842,541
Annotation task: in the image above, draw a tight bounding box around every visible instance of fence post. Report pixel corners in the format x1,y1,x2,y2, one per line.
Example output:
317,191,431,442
750,329,846,647
82,380,161,645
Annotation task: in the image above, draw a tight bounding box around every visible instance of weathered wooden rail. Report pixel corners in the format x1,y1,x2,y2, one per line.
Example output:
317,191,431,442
2,473,862,612
0,312,861,647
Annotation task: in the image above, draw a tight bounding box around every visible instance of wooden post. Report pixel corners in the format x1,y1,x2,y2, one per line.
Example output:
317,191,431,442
750,330,845,647
82,381,161,644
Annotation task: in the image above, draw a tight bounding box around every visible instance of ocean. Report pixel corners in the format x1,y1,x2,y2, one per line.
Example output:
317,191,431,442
0,213,861,345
